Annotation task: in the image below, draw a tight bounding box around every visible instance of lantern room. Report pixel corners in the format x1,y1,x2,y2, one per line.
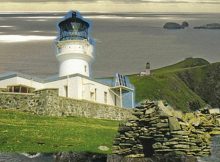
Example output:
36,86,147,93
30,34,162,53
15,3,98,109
57,11,90,41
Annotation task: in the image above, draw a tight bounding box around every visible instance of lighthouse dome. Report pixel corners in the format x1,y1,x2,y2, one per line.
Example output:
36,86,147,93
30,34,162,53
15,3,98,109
57,11,90,41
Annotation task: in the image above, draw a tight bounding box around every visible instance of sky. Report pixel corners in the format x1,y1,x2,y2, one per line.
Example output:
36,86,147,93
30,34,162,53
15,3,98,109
0,0,220,13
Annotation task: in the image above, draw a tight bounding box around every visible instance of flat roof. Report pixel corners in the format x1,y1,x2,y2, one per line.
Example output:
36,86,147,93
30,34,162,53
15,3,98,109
0,71,113,87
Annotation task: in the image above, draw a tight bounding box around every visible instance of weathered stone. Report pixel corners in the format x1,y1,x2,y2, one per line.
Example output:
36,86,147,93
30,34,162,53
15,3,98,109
152,142,162,149
155,149,173,153
172,145,190,149
144,108,155,115
133,111,144,116
139,136,152,139
126,154,145,158
156,122,169,128
119,126,132,132
169,117,181,131
160,119,169,123
125,132,133,138
119,143,133,147
163,141,179,146
171,131,189,135
158,110,169,118
153,134,164,138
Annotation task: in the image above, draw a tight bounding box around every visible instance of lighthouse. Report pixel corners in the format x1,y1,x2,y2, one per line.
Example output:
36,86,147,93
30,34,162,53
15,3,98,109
56,11,94,77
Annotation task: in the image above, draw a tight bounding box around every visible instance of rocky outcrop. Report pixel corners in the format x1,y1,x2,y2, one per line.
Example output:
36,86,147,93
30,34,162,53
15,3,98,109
54,152,107,162
163,22,189,29
0,152,107,162
107,154,197,162
194,23,220,29
112,100,220,158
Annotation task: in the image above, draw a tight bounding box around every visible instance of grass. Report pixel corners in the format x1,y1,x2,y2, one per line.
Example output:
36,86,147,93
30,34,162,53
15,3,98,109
153,57,209,74
0,109,119,153
129,58,208,111
177,62,220,108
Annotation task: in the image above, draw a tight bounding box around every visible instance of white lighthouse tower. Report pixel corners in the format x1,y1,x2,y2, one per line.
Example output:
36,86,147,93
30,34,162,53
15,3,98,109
56,11,94,77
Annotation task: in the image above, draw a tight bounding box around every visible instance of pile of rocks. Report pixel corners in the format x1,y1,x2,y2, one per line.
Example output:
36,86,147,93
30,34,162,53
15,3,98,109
112,100,220,158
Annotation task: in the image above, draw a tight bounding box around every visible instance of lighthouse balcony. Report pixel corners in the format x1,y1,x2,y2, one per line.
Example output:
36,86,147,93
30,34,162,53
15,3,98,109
59,31,88,41
56,40,93,58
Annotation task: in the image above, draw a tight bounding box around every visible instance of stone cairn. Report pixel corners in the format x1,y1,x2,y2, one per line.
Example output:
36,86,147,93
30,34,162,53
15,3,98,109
112,100,220,158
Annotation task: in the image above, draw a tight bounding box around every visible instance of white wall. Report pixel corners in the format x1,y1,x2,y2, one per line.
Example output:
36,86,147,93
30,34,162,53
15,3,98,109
0,77,44,90
59,59,90,77
44,78,68,97
0,75,120,107
45,76,118,106
81,77,118,106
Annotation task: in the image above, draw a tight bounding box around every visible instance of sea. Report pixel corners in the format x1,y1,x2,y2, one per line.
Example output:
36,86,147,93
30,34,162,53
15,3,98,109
0,12,220,78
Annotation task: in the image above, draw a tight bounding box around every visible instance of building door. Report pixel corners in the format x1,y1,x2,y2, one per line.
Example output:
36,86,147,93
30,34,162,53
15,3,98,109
64,86,68,97
114,94,117,106
104,92,107,104
90,92,95,101
141,138,155,157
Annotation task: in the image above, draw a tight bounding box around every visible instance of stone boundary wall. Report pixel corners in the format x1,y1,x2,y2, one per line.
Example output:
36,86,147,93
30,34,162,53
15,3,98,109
112,100,220,158
0,89,133,120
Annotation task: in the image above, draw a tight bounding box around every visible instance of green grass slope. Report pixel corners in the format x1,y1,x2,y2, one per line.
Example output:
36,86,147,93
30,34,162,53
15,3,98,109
153,57,210,74
178,62,220,108
129,58,209,112
0,109,119,153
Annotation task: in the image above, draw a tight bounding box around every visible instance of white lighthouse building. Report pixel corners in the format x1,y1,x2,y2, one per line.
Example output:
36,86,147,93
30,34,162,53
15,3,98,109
56,11,94,77
0,11,134,108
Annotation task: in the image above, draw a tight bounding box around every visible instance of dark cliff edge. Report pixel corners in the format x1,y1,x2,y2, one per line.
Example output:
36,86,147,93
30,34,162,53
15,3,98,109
178,62,220,108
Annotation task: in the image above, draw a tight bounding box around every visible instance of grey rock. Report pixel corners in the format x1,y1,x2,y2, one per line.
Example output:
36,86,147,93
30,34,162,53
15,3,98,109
194,23,220,29
163,22,184,29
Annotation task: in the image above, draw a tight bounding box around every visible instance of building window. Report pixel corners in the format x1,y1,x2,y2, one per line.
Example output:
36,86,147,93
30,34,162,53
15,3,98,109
90,92,94,101
94,88,97,101
104,92,107,104
64,86,68,97
21,86,28,93
114,94,117,106
7,85,34,93
8,87,13,92
84,65,87,73
14,86,20,93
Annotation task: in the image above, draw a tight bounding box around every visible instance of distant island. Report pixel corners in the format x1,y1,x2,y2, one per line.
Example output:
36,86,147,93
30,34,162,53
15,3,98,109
164,22,220,30
163,21,220,29
194,23,220,29
163,21,189,29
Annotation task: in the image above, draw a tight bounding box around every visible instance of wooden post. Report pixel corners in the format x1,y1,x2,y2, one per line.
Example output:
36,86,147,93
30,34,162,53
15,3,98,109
131,91,134,108
120,87,122,107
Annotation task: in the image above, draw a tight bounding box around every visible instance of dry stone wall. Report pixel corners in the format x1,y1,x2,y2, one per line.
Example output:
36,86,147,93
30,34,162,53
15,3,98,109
0,89,133,120
112,100,220,158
